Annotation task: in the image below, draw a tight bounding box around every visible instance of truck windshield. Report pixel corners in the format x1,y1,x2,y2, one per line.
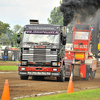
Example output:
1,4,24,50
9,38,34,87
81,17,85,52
22,31,59,44
74,31,89,40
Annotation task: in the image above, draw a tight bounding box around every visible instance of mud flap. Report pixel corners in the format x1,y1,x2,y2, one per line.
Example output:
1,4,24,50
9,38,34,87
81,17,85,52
80,64,86,78
80,64,90,80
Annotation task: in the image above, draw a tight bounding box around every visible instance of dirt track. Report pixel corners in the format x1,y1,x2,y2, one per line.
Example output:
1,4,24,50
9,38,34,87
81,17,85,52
0,61,100,100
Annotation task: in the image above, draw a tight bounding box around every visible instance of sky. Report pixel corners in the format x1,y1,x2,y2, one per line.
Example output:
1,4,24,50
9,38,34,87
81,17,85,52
0,0,60,29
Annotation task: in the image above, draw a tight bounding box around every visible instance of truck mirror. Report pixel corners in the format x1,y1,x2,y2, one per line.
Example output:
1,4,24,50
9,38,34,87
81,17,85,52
17,33,21,44
62,35,67,45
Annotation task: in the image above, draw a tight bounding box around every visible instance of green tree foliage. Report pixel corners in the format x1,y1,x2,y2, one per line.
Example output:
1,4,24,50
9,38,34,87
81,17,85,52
0,34,10,45
0,21,11,35
12,24,23,33
0,21,23,46
47,1,73,43
11,25,23,46
0,21,11,45
47,1,63,25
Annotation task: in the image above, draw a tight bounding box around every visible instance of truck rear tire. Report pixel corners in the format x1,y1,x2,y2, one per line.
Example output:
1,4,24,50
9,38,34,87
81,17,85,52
71,65,74,80
90,69,95,79
57,65,65,82
8,51,15,61
85,65,90,80
20,75,29,80
92,70,96,79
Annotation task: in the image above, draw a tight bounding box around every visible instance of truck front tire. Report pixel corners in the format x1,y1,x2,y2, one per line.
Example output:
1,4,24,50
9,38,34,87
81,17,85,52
57,65,65,82
8,51,15,61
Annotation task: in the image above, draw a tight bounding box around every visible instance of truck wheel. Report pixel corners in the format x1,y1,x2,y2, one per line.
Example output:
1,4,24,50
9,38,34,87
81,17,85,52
85,65,90,80
57,65,65,82
90,71,94,79
2,53,4,61
11,53,15,61
71,65,74,80
90,69,95,79
20,75,29,80
93,70,96,78
8,51,15,61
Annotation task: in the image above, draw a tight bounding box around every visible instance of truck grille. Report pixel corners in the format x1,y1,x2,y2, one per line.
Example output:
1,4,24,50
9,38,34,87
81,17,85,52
22,55,33,62
34,49,46,62
22,49,57,62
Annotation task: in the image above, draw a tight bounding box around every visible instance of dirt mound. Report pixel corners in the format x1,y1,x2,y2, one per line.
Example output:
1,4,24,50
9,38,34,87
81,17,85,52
0,61,17,66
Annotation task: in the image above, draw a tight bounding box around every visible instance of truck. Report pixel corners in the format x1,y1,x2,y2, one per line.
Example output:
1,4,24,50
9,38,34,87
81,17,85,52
1,46,20,61
17,20,67,82
65,23,97,80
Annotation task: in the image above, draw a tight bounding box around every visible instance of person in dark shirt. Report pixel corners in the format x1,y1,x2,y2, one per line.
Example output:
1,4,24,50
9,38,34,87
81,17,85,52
3,47,8,60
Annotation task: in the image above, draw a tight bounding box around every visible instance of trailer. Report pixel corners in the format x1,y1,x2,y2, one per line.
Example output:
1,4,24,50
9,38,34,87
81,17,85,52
65,24,97,80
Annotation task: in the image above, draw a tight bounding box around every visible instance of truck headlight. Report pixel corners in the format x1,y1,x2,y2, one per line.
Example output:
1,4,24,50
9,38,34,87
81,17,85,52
21,60,28,66
21,67,26,70
23,43,30,48
53,68,57,71
52,62,58,66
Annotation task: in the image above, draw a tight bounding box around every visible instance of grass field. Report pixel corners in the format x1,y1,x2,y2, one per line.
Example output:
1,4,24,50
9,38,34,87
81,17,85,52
17,88,100,100
0,65,18,70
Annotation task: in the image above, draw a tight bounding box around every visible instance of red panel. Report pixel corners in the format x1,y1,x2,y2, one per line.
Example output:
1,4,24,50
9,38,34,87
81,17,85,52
80,64,86,78
18,66,60,72
65,51,74,60
73,41,89,51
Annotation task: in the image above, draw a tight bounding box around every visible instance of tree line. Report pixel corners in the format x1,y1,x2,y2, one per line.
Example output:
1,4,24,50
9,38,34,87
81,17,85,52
0,0,72,47
0,21,23,47
47,0,73,43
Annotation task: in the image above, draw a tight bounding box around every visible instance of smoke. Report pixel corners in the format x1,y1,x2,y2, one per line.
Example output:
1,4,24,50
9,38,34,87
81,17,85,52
60,0,100,26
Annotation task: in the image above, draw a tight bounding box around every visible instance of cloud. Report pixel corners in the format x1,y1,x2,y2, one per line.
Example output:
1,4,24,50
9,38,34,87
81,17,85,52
0,0,60,28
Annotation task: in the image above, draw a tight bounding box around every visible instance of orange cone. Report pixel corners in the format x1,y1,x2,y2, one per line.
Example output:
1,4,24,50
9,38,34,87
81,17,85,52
67,76,73,93
1,79,10,100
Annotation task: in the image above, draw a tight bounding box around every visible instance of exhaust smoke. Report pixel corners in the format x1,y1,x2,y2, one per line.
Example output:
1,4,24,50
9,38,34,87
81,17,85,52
60,0,100,26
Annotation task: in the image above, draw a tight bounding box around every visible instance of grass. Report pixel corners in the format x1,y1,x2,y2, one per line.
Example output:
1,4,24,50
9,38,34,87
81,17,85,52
0,65,18,71
18,88,100,100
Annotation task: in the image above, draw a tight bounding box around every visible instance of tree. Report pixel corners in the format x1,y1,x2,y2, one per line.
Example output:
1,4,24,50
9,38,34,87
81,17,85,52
47,1,73,43
12,24,23,33
0,21,11,35
47,1,63,25
0,21,13,46
0,34,10,45
11,25,23,46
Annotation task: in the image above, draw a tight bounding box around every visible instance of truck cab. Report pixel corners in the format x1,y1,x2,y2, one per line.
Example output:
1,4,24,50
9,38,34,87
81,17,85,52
73,24,91,52
17,20,67,82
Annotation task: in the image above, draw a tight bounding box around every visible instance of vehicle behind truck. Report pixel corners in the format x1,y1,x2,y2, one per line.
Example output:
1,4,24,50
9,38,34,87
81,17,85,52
65,24,97,80
17,20,67,82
